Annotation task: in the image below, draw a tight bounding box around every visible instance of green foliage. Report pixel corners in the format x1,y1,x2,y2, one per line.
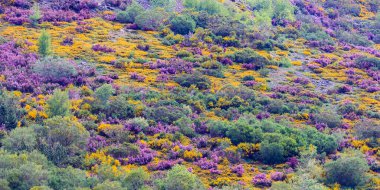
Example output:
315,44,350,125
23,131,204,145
135,8,169,31
183,0,228,16
2,127,36,152
227,48,270,66
354,56,380,70
150,0,176,10
35,117,90,166
247,0,295,27
107,95,135,120
0,151,50,190
46,90,70,117
174,72,211,90
144,105,190,124
208,120,230,137
314,109,342,128
304,128,338,154
93,180,125,190
354,119,380,147
174,117,196,137
325,150,370,187
38,30,52,57
95,84,114,105
48,167,93,190
337,31,374,47
157,165,206,190
300,24,334,46
33,57,78,84
226,119,263,144
29,3,41,27
0,91,21,130
123,168,149,190
116,2,143,23
260,141,285,164
170,14,196,35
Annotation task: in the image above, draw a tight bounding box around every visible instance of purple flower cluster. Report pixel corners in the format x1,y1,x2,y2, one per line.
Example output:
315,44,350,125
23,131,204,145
130,72,146,82
92,44,116,53
195,158,217,170
231,164,244,177
252,173,272,187
127,142,156,165
270,172,285,181
87,135,108,152
148,159,183,171
4,7,31,25
147,59,194,75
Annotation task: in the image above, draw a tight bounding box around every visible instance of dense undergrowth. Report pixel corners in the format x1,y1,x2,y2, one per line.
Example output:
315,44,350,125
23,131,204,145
0,0,379,189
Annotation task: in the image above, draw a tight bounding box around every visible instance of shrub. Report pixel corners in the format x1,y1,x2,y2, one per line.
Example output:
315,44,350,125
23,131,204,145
304,128,338,154
38,30,51,57
170,14,196,35
157,165,206,190
94,84,114,105
260,141,285,164
135,8,169,31
33,57,78,85
2,127,36,152
314,110,342,128
226,119,263,144
107,95,135,120
337,31,374,47
354,56,380,70
354,119,380,147
93,180,123,190
174,72,211,90
227,48,270,66
325,150,369,187
48,167,91,190
123,168,149,190
46,90,70,118
36,117,89,166
116,2,143,23
183,0,227,15
144,105,189,124
0,91,21,130
29,3,41,27
208,120,230,137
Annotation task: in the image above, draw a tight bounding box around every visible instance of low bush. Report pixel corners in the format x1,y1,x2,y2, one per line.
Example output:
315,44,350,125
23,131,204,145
170,14,196,35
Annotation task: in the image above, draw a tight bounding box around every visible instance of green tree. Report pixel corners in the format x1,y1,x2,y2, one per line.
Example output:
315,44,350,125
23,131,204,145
116,1,143,23
260,141,285,164
93,180,125,190
325,150,370,188
170,14,196,35
48,167,93,190
2,127,37,152
46,90,70,117
29,3,41,27
135,8,169,31
38,30,52,57
158,165,206,190
123,168,149,190
0,90,21,130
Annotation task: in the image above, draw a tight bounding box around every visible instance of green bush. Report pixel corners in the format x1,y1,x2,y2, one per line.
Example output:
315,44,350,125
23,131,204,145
93,180,124,190
116,2,143,23
48,167,92,190
2,127,37,152
354,119,380,147
38,30,51,57
157,165,206,190
325,150,369,187
135,8,169,31
123,168,149,190
227,48,270,65
33,57,77,84
260,141,285,164
46,90,70,117
107,95,135,120
0,91,21,130
337,31,374,47
226,119,263,144
314,109,342,128
94,84,114,105
36,117,90,166
174,72,211,90
170,14,196,35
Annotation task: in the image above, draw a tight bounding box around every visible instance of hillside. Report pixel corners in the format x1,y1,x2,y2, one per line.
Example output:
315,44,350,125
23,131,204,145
0,0,379,189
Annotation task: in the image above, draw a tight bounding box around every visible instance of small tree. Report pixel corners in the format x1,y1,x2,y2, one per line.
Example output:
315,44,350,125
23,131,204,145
170,14,196,35
158,165,206,190
30,3,41,27
325,150,369,188
46,90,70,117
123,168,149,190
2,127,37,152
38,30,52,57
0,90,21,130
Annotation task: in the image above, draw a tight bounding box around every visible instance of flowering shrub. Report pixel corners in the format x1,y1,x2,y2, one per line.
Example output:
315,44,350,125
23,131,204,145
4,7,31,25
270,172,285,181
252,173,272,187
92,44,115,53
